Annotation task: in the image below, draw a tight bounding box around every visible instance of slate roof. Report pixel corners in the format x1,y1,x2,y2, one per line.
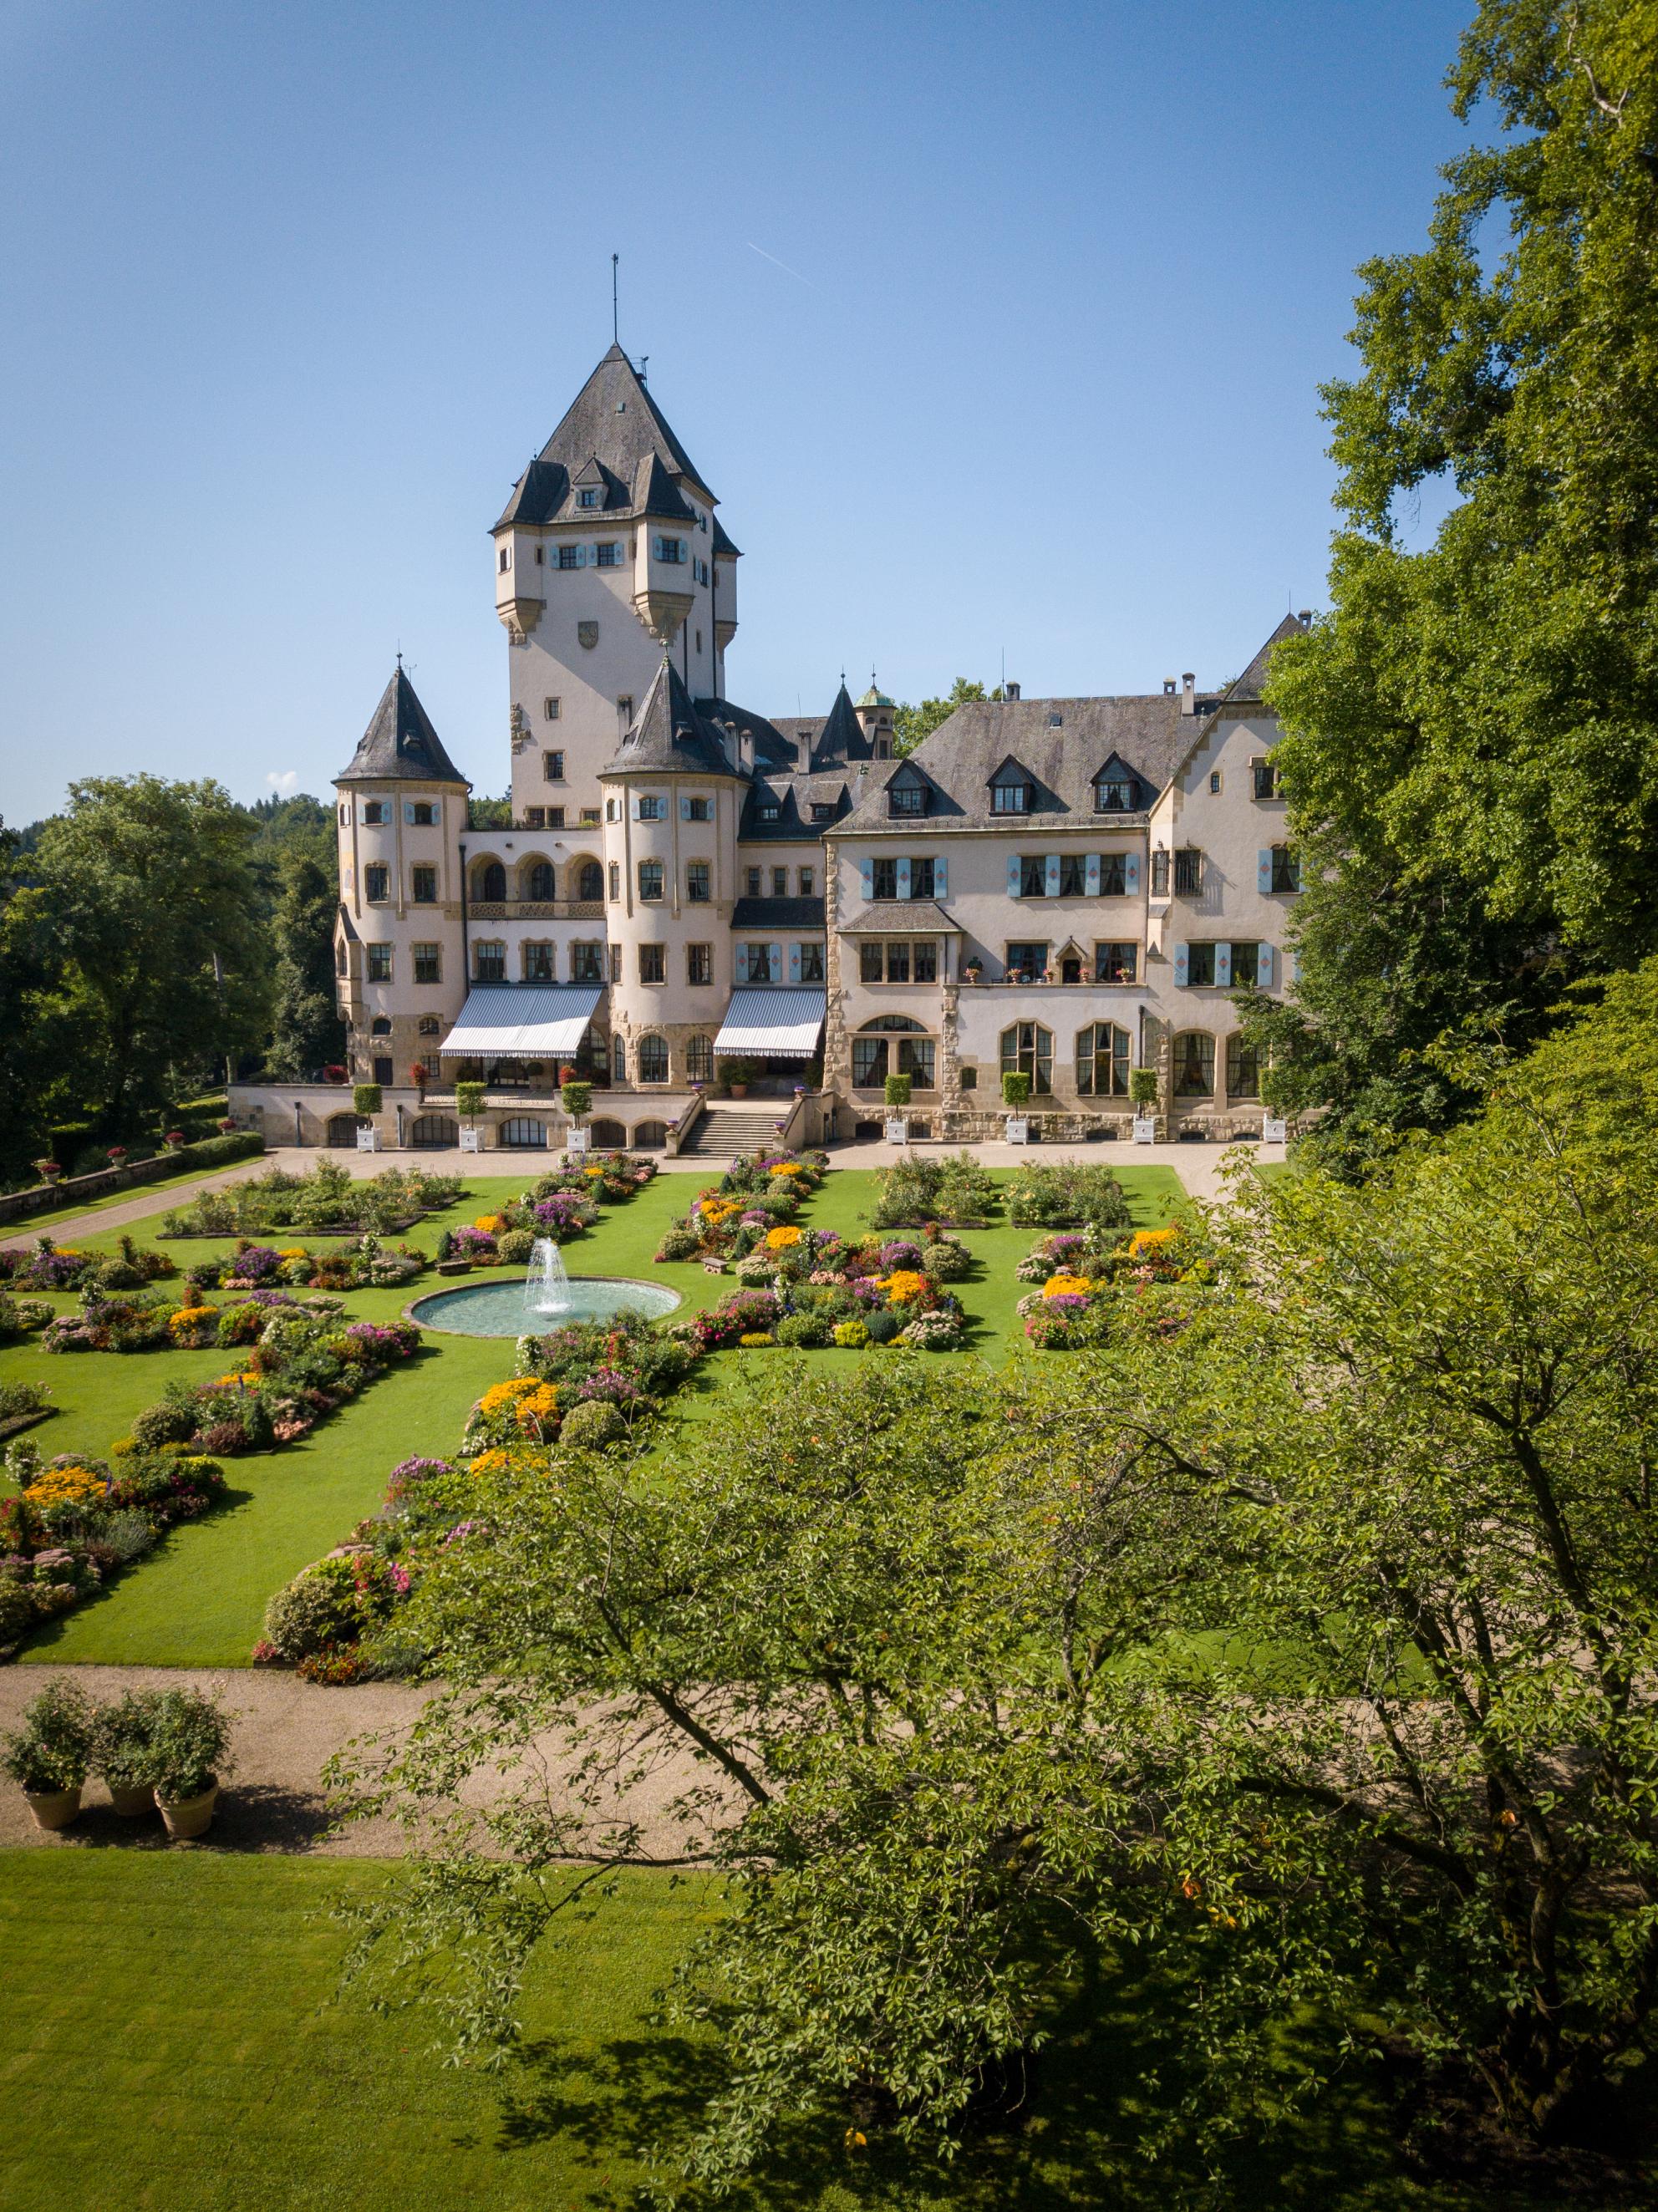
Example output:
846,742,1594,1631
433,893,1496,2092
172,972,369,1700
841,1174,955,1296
696,695,797,771
808,683,877,770
1221,612,1305,702
730,896,826,928
336,667,470,787
838,899,960,935
493,344,718,531
602,658,744,779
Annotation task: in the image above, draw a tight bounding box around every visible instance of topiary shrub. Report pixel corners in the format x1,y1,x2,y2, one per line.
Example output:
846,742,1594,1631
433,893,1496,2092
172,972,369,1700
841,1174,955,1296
776,1312,831,1349
353,1084,382,1117
496,1228,536,1264
455,1081,486,1120
1001,1070,1032,1108
883,1073,912,1109
263,1564,360,1661
560,1080,592,1120
558,1399,626,1452
921,1239,971,1282
1128,1067,1159,1109
129,1399,198,1451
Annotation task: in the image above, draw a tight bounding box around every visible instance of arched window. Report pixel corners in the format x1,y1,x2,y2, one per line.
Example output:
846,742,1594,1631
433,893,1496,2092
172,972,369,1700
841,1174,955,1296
632,1120,669,1151
1172,1032,1216,1098
577,859,604,903
1226,1034,1259,1100
418,1014,441,1037
685,1035,714,1082
612,1035,627,1083
1075,1023,1130,1097
638,1035,669,1084
410,1115,459,1149
326,1112,359,1148
852,1015,934,1090
589,1117,627,1148
473,859,506,903
1000,1021,1053,1095
370,1015,392,1037
524,860,555,902
499,1117,547,1148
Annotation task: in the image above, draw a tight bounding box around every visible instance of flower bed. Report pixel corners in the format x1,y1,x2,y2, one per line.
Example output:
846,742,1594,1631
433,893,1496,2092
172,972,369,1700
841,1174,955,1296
0,1234,177,1294
1015,1224,1214,1348
680,1226,969,1350
179,1234,426,1294
867,1151,999,1229
1004,1161,1131,1234
534,1151,659,1205
0,1380,54,1443
158,1160,463,1239
112,1302,421,1456
653,1152,828,1264
0,1446,227,1650
434,1191,599,1272
0,1292,53,1345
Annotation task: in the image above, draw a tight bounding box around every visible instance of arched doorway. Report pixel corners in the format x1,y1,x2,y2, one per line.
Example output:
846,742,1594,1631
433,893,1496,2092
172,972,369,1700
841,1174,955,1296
410,1115,460,1149
499,1118,547,1149
632,1121,668,1151
326,1113,359,1149
588,1117,626,1148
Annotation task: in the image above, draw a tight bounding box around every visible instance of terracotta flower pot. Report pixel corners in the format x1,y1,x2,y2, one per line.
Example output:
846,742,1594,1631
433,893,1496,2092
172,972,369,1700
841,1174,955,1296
23,1785,82,1831
729,1084,749,1099
108,1781,155,1818
155,1780,219,1840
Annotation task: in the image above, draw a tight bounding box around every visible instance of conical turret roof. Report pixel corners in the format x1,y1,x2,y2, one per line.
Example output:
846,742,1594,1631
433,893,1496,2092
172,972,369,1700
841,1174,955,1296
335,666,469,786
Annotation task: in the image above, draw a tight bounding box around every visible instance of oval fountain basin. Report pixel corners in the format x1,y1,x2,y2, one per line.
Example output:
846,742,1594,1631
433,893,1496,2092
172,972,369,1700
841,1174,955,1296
410,1276,682,1339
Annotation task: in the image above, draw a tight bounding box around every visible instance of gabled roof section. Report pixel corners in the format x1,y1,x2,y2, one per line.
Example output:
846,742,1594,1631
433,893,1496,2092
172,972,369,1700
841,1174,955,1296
336,666,470,787
988,754,1035,789
1224,613,1306,704
494,455,569,528
711,514,741,558
886,758,934,807
601,658,742,779
635,451,698,524
696,696,796,770
494,344,715,531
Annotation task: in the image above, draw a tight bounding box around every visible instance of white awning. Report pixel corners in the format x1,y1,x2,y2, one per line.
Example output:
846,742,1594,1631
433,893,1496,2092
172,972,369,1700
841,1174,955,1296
713,986,826,1060
437,984,603,1060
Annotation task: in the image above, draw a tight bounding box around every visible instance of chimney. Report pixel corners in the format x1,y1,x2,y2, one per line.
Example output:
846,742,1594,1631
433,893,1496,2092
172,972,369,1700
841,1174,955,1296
1004,680,1020,701
738,728,755,773
1297,608,1312,623
1162,679,1176,696
1181,672,1196,715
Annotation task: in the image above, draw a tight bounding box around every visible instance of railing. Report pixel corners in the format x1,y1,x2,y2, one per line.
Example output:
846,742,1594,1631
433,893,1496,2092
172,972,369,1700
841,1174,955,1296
466,900,606,921
665,1091,706,1157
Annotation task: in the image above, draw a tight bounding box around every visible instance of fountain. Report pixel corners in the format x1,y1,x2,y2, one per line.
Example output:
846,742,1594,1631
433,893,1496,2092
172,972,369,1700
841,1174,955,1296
525,1237,572,1318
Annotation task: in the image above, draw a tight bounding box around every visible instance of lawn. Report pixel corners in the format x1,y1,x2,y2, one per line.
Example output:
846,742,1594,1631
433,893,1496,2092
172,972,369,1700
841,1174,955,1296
1,1161,1187,1667
0,1847,1551,2212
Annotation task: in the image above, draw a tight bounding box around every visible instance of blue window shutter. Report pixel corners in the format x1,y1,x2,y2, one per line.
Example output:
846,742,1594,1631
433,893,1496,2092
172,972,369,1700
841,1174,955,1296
1174,943,1189,987
861,858,874,900
735,943,749,984
896,857,911,901
1045,853,1061,898
770,942,782,980
1086,853,1101,896
1259,943,1275,988
1215,943,1232,988
789,943,801,984
403,802,415,826
933,856,948,899
680,796,692,821
1125,853,1141,896
1258,848,1273,894
1007,855,1022,898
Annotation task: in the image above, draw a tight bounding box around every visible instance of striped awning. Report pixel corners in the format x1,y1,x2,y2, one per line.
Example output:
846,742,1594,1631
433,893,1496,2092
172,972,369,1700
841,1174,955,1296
436,984,603,1060
713,986,826,1060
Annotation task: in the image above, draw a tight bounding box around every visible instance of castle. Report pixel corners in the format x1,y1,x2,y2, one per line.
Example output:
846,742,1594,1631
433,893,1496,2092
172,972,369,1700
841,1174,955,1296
237,344,1304,1155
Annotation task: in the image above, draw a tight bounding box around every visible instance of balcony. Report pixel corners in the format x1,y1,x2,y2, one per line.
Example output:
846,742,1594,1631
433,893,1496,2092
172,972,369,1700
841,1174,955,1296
466,898,606,921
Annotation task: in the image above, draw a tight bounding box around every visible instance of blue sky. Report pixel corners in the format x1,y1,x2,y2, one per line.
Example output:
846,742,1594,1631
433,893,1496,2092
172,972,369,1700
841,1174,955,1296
0,0,1474,821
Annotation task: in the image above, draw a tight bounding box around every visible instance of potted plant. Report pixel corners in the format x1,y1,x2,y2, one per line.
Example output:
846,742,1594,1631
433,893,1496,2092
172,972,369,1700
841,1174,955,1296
964,957,983,984
352,1083,382,1119
90,1689,164,1818
33,1158,62,1187
720,1057,757,1099
163,1128,186,1152
323,1064,347,1086
3,1679,94,1830
216,1117,237,1135
884,1073,912,1110
107,1144,130,1167
1001,1071,1033,1109
1128,1068,1159,1111
145,1687,236,1840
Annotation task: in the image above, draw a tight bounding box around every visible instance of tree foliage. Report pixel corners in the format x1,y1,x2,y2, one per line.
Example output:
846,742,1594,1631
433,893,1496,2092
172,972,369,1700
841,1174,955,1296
265,849,345,1081
893,678,1002,757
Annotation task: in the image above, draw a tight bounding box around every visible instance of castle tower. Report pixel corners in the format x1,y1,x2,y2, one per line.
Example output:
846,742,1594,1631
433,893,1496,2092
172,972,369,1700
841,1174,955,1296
853,676,896,760
332,665,470,1088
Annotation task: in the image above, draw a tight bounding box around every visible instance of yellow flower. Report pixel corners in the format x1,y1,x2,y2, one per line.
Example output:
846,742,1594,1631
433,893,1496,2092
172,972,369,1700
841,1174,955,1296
1042,1273,1094,1299
479,1377,542,1415
278,1247,309,1259
515,1383,561,1431
738,1331,776,1347
468,1450,510,1475
1127,1228,1177,1257
584,1166,604,1178
765,1225,801,1249
473,1213,502,1234
24,1465,106,1506
879,1270,928,1305
769,1162,806,1177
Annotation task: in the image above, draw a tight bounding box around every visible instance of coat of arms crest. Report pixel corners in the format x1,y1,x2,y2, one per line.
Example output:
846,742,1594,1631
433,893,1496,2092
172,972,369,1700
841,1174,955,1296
577,620,599,650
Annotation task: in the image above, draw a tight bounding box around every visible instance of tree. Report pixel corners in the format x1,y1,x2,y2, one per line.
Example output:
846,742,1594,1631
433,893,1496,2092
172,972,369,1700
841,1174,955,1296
5,776,268,1137
264,850,344,1081
893,677,1001,756
1260,0,1658,1160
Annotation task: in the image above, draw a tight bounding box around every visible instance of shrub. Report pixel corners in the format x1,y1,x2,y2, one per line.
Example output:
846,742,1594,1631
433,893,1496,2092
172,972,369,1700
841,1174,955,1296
129,1399,198,1450
655,1223,701,1262
864,1307,901,1345
0,1581,37,1648
1005,1162,1131,1234
558,1399,627,1451
560,1080,592,1119
89,1691,165,1786
264,1564,360,1661
353,1084,382,1116
496,1228,536,1264
776,1312,832,1349
883,1073,912,1109
0,1380,50,1423
1128,1067,1159,1108
870,1151,998,1228
145,1688,235,1799
455,1081,486,1120
3,1679,94,1791
832,1318,871,1349
1001,1070,1032,1106
100,1509,157,1563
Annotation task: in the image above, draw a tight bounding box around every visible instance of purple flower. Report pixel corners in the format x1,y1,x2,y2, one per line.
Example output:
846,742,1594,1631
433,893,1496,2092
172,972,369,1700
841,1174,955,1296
227,1245,283,1284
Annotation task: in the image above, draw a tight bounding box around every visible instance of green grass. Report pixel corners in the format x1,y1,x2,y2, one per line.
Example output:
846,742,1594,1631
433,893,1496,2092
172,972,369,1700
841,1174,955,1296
0,1150,253,1231
1,1163,1188,1666
0,1848,1544,2212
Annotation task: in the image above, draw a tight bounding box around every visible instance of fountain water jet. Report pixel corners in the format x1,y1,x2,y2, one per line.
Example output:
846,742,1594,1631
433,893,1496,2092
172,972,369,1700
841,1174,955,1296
524,1237,572,1317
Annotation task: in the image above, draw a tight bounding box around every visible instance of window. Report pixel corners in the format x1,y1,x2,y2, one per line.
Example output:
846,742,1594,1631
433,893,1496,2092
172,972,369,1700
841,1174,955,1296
413,943,442,984
1048,713,1064,729
558,545,581,569
1186,943,1217,987
501,1117,548,1148
745,943,774,983
547,807,566,829
798,943,825,983
608,944,623,983
686,794,711,821
498,546,509,572
1005,941,1050,982
535,544,544,565
1020,857,1048,898
411,864,437,904
578,486,599,509
1098,853,1127,897
914,942,938,983
523,942,554,982
525,861,554,901
410,801,436,826
859,943,883,985
1094,943,1137,984
544,748,565,781
908,857,933,898
526,807,545,829
613,1035,627,1081
1230,941,1259,988
811,802,835,823
338,804,348,826
370,1014,391,1036
418,1014,440,1037
636,1034,668,1083
686,1034,714,1081
617,696,633,724
798,867,815,896
687,943,713,986
543,702,561,726
852,1022,934,1089
608,862,621,900
637,795,664,821
1093,775,1135,812
474,860,506,903
596,542,620,568
1254,760,1281,801
1076,1023,1131,1097
771,867,788,897
1059,855,1087,897
990,781,1030,815
571,941,604,984
367,943,393,983
901,1036,936,1086
757,799,781,822
852,1034,887,1088
577,860,603,902
961,1065,978,1090
888,784,924,816
1172,1033,1216,1097
1000,1020,1053,1093
374,1056,394,1086
653,536,687,563
1174,847,1203,896
581,806,601,825
1227,1034,1260,1099
745,867,762,897
638,860,664,902
884,942,911,984
1151,850,1171,897
686,861,710,902
362,801,386,826
1208,770,1223,794
606,797,618,821
1271,845,1301,893
872,857,898,899
474,941,506,983
639,943,665,984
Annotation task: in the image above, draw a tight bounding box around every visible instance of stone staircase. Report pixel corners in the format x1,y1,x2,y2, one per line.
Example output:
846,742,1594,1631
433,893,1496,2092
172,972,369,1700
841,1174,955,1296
677,1102,789,1162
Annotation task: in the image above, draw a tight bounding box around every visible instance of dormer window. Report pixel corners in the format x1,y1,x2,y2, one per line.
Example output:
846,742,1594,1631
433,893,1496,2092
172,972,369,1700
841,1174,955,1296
578,487,600,509
1091,755,1139,813
811,801,835,823
757,796,781,822
989,757,1035,814
888,784,924,816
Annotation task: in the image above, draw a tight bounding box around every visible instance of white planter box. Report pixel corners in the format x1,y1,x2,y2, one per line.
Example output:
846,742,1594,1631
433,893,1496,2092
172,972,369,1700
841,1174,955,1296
459,1127,481,1153
567,1127,591,1156
1005,1117,1030,1146
884,1117,908,1145
1261,1116,1287,1144
354,1127,380,1152
1132,1117,1157,1145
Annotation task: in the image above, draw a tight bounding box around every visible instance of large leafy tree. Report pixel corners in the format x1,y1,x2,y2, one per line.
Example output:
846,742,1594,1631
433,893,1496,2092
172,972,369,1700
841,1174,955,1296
4,775,268,1137
1260,0,1658,1162
893,677,1001,756
264,848,344,1080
